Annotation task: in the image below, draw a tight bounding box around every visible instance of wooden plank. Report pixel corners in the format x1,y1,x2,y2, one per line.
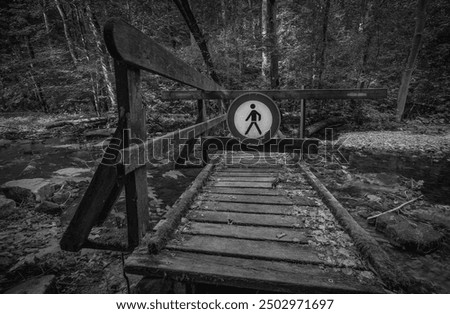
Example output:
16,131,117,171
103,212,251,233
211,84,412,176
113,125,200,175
147,163,215,254
187,210,302,228
214,177,275,182
60,123,124,252
203,187,283,196
161,88,388,100
123,114,226,174
166,235,322,264
182,222,309,243
104,18,222,91
114,61,149,248
214,172,278,177
203,137,318,154
196,201,294,215
217,167,281,173
211,181,273,188
125,251,381,293
204,194,293,205
176,100,206,166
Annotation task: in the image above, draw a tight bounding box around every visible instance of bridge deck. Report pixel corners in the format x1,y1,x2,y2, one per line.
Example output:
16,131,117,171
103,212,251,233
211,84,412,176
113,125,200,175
125,153,383,293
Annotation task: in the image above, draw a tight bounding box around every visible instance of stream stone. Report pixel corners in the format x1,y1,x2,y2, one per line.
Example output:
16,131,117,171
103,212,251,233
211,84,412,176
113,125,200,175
0,195,16,218
54,167,92,177
375,213,444,253
1,178,56,203
36,201,62,215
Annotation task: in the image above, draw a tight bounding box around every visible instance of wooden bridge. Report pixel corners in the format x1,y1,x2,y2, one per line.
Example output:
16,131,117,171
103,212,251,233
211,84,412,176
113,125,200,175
60,19,389,293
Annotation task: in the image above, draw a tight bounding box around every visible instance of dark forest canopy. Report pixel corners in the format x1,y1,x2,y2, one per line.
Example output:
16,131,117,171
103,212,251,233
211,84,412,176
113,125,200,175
0,0,449,124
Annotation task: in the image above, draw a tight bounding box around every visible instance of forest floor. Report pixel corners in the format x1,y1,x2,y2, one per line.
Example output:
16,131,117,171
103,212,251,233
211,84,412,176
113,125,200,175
1,113,450,293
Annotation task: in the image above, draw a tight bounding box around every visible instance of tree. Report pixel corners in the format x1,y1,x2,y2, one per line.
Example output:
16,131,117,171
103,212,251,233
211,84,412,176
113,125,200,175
172,0,221,85
396,0,428,122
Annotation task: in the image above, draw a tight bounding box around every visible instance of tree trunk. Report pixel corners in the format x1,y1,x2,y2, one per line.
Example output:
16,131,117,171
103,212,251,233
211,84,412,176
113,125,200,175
317,0,331,89
261,0,269,83
41,0,53,52
396,0,428,122
172,0,221,85
25,36,49,112
267,0,279,89
86,2,117,112
54,0,78,66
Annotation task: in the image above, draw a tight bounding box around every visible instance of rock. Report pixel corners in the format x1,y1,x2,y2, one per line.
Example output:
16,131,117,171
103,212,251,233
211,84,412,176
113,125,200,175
21,162,37,175
54,167,92,177
36,201,62,215
376,213,444,253
1,178,56,203
51,191,71,204
0,194,16,215
4,275,56,294
0,139,12,148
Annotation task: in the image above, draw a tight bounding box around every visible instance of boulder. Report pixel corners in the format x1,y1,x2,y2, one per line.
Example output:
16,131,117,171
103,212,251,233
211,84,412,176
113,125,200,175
54,167,92,177
51,191,71,204
36,201,62,215
376,213,444,253
0,194,16,213
1,178,56,203
4,275,56,294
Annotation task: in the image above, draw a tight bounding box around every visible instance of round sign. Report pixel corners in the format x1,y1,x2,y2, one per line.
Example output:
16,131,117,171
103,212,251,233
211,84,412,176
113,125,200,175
227,92,280,145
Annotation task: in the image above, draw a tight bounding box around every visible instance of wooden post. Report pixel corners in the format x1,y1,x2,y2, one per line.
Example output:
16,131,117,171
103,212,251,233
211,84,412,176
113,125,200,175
176,99,207,167
300,85,306,138
115,60,149,248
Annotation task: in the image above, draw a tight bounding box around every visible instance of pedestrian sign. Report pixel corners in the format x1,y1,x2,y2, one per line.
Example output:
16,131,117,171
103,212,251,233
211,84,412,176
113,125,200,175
227,92,281,144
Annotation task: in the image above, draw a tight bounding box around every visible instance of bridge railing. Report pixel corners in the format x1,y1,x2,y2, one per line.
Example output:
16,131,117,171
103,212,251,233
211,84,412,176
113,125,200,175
60,18,226,252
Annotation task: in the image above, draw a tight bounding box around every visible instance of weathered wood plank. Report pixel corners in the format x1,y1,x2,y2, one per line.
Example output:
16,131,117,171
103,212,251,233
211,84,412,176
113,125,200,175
147,163,215,254
217,167,281,173
195,201,294,215
104,18,222,91
204,193,293,205
123,114,226,174
203,137,318,154
187,210,302,227
60,122,124,252
125,251,381,293
166,235,321,264
161,88,388,100
213,177,275,182
214,172,278,177
115,62,149,248
211,181,273,188
203,187,283,196
181,222,309,243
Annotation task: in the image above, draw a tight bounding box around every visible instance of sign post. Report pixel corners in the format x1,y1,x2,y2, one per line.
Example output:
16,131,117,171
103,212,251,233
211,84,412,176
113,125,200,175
226,92,281,145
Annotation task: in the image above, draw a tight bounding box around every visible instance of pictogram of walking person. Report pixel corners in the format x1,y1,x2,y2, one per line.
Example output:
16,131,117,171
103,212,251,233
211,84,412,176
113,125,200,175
245,104,262,135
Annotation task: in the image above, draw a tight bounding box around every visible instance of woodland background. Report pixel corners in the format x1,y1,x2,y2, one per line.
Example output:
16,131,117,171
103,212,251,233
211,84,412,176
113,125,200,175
0,0,449,130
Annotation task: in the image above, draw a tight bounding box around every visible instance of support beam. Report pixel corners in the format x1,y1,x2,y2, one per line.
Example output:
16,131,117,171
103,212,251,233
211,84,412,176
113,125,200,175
161,89,387,101
122,114,227,174
104,18,222,91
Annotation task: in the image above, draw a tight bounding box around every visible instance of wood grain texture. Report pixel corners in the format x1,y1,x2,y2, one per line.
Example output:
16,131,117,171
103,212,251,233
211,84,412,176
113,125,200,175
161,88,388,100
125,251,382,293
187,210,302,227
166,235,321,264
104,18,222,91
203,193,293,205
181,222,309,243
194,201,294,215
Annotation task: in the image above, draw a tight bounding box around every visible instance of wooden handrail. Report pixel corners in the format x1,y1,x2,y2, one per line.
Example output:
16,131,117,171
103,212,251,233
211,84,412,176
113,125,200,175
104,18,223,91
122,114,226,174
161,88,388,100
